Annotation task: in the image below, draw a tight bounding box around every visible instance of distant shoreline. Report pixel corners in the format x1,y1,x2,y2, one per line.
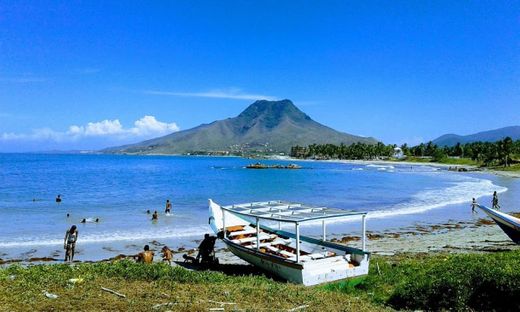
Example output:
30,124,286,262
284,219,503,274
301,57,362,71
275,155,520,178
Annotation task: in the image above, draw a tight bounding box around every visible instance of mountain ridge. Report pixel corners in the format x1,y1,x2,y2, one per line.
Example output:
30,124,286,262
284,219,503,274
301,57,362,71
432,126,520,146
104,99,377,154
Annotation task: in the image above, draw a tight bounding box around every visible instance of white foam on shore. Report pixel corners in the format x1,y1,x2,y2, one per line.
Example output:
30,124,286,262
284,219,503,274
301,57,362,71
299,176,507,227
367,178,507,220
366,164,395,169
0,225,209,248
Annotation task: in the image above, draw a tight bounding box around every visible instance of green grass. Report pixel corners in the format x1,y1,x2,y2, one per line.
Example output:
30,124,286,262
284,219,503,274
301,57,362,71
0,261,382,311
398,156,479,166
3,251,520,311
323,251,520,311
489,163,520,172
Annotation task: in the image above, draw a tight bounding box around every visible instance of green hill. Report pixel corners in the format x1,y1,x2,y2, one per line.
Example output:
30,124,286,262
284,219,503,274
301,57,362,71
432,126,520,146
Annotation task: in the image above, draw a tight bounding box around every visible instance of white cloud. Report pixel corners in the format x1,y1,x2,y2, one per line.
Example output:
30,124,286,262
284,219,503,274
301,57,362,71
131,115,180,135
0,116,179,144
144,88,279,101
77,119,125,136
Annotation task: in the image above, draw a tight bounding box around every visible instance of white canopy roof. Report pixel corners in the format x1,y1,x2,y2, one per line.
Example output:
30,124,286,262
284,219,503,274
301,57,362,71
220,200,367,223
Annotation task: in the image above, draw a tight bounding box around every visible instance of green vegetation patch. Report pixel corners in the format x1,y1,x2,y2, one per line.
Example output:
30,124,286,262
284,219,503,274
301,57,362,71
324,251,520,311
0,261,382,311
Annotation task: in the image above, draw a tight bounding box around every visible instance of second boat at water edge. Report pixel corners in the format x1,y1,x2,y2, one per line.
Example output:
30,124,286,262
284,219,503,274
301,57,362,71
208,199,370,286
477,204,520,244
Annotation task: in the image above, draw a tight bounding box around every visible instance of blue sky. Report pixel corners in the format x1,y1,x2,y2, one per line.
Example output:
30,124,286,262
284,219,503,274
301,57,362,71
1,1,519,151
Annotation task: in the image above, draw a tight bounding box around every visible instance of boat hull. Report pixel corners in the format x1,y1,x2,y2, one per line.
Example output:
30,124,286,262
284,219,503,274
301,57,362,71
478,205,520,244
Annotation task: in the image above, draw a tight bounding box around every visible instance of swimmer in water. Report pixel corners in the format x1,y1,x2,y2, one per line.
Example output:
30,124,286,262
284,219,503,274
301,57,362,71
80,218,86,223
165,199,172,214
152,211,159,221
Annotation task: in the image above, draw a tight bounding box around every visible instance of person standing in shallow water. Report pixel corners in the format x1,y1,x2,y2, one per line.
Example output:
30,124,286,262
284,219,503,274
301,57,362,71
152,210,159,221
471,198,478,214
56,194,62,203
165,199,172,214
492,191,501,210
64,225,78,262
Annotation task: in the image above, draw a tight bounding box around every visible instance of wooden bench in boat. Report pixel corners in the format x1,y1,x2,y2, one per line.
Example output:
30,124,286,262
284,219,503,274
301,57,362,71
249,238,291,249
287,252,337,262
228,228,258,237
232,234,276,244
225,225,245,232
266,245,297,259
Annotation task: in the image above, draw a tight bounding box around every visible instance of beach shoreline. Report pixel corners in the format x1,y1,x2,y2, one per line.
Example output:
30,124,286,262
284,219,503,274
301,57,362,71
2,213,518,267
271,155,520,178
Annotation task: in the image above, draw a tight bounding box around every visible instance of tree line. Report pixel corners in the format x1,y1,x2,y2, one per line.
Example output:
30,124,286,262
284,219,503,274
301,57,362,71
290,137,520,167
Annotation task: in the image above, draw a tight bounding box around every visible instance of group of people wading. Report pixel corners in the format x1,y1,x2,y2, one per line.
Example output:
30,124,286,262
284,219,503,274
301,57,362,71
62,198,218,265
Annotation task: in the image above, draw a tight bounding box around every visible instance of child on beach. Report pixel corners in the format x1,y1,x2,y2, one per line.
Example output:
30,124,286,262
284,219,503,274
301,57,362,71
64,225,78,262
161,246,173,264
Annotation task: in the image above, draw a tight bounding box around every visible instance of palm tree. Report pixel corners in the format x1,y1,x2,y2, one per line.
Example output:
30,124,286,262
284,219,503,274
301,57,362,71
500,137,513,167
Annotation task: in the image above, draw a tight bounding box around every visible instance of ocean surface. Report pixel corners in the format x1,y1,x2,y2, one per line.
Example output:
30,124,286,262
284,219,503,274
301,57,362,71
0,153,517,261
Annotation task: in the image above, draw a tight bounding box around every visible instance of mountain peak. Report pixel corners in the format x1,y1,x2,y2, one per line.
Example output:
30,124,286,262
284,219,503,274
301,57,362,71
237,99,311,125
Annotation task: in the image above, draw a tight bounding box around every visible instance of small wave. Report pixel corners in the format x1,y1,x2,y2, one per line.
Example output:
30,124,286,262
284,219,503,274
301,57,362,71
367,164,395,169
300,176,507,227
0,225,209,248
368,178,506,220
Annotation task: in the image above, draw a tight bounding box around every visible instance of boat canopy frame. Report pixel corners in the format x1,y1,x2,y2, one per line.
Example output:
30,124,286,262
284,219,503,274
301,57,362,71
219,200,368,263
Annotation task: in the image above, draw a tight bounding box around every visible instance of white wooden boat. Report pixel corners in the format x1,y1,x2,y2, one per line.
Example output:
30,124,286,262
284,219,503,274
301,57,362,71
476,204,520,244
208,199,370,286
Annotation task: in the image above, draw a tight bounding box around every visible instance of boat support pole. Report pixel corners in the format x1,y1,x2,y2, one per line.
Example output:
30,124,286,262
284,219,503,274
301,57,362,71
361,214,366,252
295,222,300,263
322,220,326,241
222,208,226,239
256,217,260,251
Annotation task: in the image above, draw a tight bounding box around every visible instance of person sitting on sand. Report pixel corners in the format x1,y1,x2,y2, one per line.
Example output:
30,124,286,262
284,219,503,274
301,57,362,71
165,199,172,214
64,225,78,262
196,234,217,264
56,194,62,203
152,211,159,220
161,246,173,264
135,245,154,263
492,191,501,210
471,198,478,214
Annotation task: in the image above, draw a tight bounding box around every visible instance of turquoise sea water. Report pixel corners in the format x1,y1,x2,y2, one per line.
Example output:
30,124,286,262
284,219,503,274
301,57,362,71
0,153,517,261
